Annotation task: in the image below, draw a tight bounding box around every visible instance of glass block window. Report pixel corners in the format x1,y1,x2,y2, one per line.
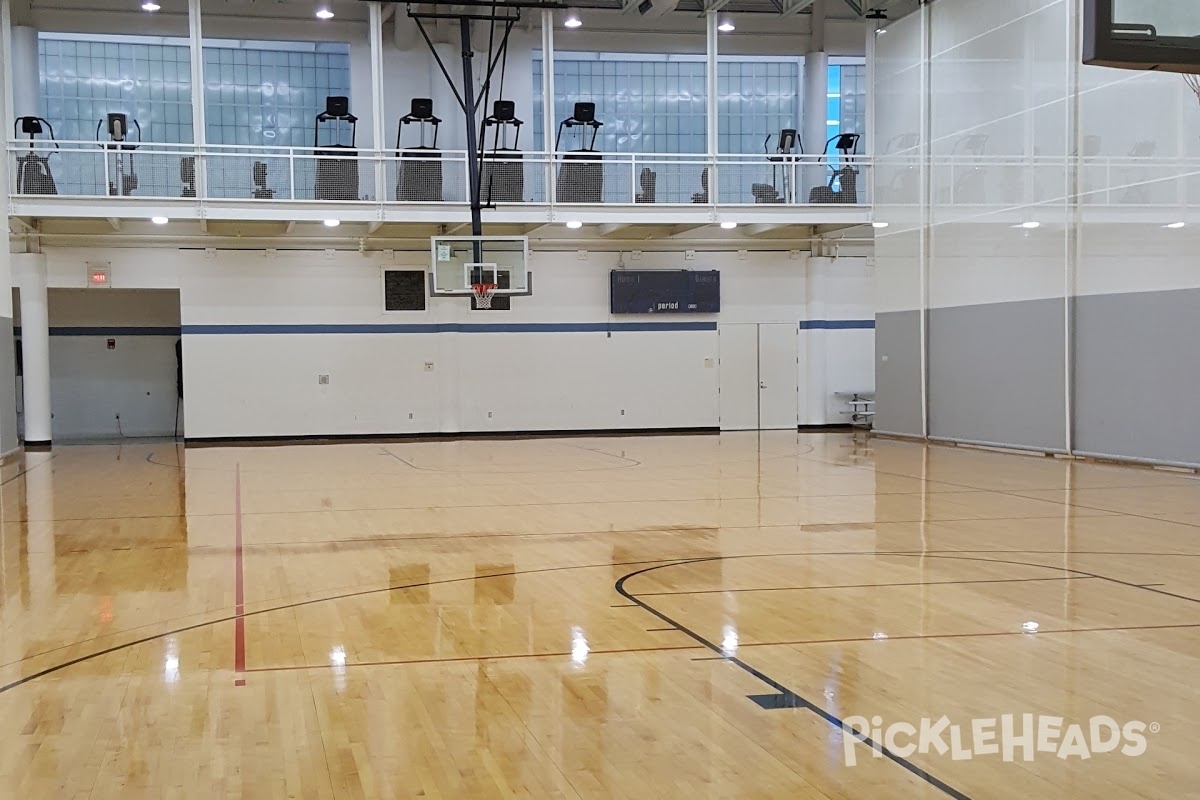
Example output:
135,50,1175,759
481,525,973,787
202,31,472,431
534,54,709,154
533,52,801,155
37,34,350,148
39,35,194,144
718,58,801,155
203,43,351,147
826,62,867,152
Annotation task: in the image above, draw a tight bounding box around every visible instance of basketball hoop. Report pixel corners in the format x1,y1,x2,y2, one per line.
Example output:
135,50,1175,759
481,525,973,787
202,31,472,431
471,282,497,309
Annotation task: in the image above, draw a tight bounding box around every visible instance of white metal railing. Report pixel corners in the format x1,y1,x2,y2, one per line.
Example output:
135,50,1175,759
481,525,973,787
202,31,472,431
873,154,1200,209
7,139,875,209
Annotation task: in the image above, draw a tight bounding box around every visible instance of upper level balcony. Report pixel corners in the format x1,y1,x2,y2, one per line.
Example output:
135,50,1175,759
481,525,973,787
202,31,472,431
7,140,874,229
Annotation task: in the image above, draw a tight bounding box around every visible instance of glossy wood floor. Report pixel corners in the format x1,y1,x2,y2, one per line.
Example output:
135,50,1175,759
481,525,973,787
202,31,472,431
1,432,1198,799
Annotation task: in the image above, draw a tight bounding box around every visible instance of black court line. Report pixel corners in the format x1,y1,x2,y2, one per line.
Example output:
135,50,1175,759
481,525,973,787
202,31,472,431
0,556,695,696
615,559,972,800
636,574,1095,596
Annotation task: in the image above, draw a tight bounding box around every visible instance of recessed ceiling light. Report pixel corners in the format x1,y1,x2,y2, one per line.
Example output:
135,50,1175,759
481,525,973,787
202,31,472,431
717,16,735,32
141,1,161,10
720,221,738,229
1021,221,1041,229
565,220,583,229
564,7,582,27
872,221,889,229
315,8,334,20
1165,221,1186,229
323,219,340,227
151,216,169,224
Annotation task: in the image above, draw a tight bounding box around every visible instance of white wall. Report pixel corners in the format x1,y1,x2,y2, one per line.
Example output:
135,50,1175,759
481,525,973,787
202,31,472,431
16,289,182,439
34,244,874,438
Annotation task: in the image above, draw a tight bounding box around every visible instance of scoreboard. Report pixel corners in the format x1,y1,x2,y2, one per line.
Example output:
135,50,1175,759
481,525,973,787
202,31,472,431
609,270,720,314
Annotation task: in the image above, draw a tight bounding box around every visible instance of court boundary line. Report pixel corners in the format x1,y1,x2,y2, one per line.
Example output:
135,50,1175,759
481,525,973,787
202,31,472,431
615,559,973,800
4,548,1197,673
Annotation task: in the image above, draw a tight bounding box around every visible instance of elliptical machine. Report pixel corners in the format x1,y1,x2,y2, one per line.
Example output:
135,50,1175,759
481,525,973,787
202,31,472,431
13,117,59,195
809,133,861,204
97,113,141,196
752,128,801,203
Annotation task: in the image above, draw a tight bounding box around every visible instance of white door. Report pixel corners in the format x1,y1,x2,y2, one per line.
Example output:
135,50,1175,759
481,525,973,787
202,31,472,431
718,324,758,430
757,323,800,429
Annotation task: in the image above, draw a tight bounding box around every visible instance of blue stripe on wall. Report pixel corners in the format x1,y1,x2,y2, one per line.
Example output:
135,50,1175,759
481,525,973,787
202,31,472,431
14,326,182,337
15,321,874,336
180,322,720,335
799,320,875,330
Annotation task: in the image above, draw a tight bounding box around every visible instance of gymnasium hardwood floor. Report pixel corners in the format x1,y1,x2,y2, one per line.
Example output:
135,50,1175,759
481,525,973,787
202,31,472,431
0,432,1197,799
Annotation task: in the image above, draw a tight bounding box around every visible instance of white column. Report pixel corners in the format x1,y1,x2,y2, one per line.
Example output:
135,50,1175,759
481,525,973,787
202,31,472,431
11,26,39,120
369,1,387,203
803,256,830,425
19,255,51,446
188,0,207,199
541,10,556,206
803,0,828,201
706,11,718,203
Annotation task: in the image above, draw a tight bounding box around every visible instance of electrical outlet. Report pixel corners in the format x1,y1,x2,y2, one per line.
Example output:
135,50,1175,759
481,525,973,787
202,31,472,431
487,411,493,419
684,250,696,261
318,374,330,385
631,250,643,261
423,361,434,372
577,249,588,261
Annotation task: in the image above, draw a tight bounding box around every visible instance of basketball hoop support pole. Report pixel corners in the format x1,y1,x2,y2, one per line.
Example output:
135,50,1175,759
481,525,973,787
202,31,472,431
409,7,522,264
459,17,483,253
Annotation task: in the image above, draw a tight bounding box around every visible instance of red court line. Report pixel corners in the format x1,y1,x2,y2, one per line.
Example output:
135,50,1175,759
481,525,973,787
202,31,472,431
233,462,246,685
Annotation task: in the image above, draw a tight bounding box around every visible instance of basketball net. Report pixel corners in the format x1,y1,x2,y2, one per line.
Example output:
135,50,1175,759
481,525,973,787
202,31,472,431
471,283,497,309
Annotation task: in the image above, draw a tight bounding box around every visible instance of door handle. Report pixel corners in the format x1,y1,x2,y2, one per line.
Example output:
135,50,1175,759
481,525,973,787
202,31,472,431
760,382,767,389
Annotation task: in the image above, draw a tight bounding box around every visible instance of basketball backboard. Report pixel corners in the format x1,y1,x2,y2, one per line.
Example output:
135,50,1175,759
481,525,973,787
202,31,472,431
1084,0,1200,74
429,236,530,295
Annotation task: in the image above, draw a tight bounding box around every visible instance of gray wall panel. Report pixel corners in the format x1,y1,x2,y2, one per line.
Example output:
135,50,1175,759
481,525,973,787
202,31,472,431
875,310,924,436
0,319,18,455
929,298,1066,450
1075,288,1200,467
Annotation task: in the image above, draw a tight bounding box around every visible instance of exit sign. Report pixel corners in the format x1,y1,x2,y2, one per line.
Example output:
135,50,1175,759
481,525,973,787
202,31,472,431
87,264,110,287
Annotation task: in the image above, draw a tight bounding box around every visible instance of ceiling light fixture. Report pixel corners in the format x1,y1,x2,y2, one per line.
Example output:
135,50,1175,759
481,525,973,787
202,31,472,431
872,221,889,229
717,16,735,32
564,7,582,28
323,219,340,227
151,216,169,224
1165,221,1186,229
315,7,335,20
720,221,738,229
566,220,583,229
142,1,161,10
1021,221,1041,229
